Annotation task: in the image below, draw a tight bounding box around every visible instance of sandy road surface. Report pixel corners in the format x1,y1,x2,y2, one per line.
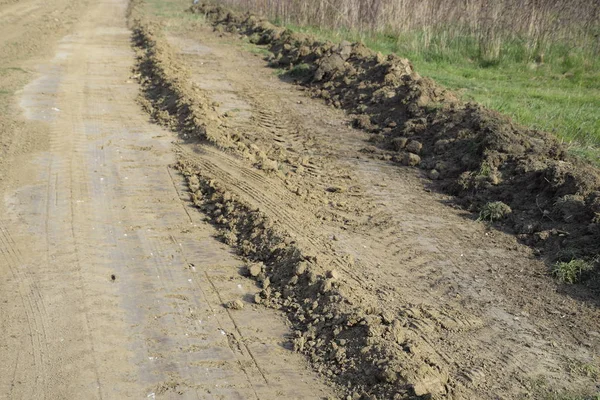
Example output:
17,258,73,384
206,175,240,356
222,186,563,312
0,0,334,398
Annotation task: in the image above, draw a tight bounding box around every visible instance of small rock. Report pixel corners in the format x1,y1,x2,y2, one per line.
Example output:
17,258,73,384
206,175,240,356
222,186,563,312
248,263,262,277
327,186,345,193
327,269,340,280
225,300,244,310
321,278,334,293
405,140,423,154
428,169,440,180
391,137,408,151
402,152,421,167
535,231,551,241
295,261,308,275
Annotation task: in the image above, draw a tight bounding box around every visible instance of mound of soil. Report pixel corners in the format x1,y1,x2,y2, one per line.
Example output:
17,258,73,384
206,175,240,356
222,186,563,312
130,14,470,399
131,17,293,176
177,161,457,399
190,3,600,285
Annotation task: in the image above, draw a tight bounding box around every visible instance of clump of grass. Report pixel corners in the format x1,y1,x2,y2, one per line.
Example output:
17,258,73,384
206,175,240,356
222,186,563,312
285,63,313,79
552,259,593,284
478,201,511,222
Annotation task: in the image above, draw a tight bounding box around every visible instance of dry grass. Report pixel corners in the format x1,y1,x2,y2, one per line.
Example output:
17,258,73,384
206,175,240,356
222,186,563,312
213,0,599,65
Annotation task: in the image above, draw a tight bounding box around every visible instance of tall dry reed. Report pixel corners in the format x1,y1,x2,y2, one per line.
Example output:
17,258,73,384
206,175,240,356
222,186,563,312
209,0,599,64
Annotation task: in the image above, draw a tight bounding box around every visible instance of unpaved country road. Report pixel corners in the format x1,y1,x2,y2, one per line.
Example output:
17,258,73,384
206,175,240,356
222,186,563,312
1,0,599,399
0,0,333,398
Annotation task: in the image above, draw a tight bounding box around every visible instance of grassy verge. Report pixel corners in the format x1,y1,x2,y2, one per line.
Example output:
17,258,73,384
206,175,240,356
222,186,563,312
142,0,206,32
280,23,600,164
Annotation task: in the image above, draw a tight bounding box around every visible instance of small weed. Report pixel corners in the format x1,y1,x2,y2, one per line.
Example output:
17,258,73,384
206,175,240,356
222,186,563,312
569,361,600,379
478,201,511,222
244,45,271,57
285,63,313,79
552,259,593,284
478,163,492,178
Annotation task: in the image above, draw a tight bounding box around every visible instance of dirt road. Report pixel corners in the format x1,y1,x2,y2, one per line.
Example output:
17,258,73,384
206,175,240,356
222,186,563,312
0,0,334,398
0,0,599,399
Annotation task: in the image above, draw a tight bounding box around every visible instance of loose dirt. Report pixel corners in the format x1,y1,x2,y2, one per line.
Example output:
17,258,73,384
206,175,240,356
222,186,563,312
0,0,335,398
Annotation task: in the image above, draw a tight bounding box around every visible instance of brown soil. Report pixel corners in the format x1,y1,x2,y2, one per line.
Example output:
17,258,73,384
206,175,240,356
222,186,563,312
190,3,600,288
129,2,600,399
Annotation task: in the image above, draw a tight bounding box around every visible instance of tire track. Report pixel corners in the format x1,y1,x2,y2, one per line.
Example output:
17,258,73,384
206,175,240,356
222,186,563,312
0,222,47,400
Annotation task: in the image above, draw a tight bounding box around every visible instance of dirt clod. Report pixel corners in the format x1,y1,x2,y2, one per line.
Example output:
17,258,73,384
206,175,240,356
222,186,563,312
428,169,440,180
327,269,340,280
405,140,423,154
225,299,245,310
402,152,421,167
247,262,263,277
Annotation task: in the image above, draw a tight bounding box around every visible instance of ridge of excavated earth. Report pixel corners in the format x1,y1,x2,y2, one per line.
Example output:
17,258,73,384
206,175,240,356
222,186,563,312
127,2,600,399
189,3,600,287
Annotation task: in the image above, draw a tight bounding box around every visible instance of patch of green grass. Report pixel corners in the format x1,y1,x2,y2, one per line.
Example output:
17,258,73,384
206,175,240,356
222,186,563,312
143,0,206,30
569,361,600,380
240,41,271,57
552,259,594,284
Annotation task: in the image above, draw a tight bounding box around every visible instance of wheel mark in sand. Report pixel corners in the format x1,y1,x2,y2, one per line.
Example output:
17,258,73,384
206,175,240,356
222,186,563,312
65,123,104,400
0,223,46,399
8,350,21,400
165,235,264,398
202,270,270,385
166,165,194,224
